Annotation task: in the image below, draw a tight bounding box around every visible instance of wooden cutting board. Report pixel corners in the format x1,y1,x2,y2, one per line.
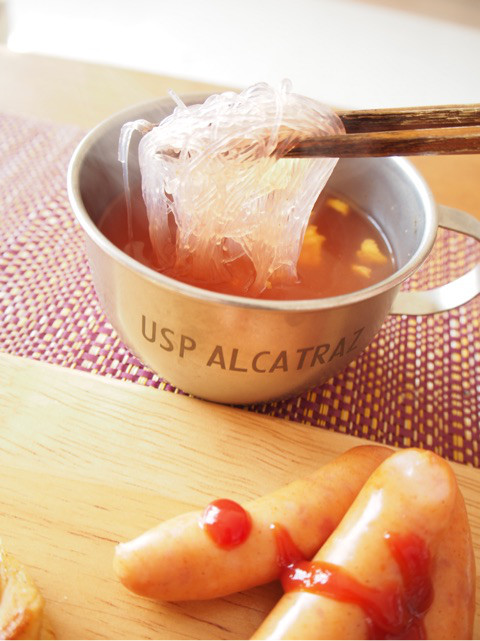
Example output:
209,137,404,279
0,352,478,640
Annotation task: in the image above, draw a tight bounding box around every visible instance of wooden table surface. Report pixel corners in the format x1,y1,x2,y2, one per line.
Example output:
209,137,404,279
0,352,479,640
0,47,479,639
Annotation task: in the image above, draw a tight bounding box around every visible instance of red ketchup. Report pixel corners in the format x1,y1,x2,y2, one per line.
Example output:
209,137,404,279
270,522,306,568
281,532,433,640
200,499,252,549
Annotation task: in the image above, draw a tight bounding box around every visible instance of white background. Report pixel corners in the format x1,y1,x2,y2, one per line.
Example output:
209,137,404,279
6,0,480,108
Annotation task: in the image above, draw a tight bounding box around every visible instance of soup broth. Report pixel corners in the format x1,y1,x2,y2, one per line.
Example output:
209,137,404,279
98,190,396,300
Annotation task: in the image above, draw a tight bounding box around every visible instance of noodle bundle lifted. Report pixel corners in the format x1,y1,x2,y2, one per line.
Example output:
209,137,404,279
119,81,345,295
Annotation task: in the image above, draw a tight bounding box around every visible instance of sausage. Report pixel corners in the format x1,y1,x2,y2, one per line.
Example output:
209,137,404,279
113,444,392,601
252,448,474,640
422,487,475,639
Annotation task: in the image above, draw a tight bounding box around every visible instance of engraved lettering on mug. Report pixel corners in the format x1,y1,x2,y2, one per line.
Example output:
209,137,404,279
179,334,196,358
347,326,365,353
252,351,270,373
159,327,174,352
141,315,156,343
229,348,248,372
328,337,345,362
207,346,249,371
141,315,196,356
311,343,330,366
207,345,226,369
296,346,314,370
269,350,288,373
141,315,365,373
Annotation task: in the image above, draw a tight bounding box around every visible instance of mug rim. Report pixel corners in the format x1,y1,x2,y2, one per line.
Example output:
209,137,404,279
67,95,438,312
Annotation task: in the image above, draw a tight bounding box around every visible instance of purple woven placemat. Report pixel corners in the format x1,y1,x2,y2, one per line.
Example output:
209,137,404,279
1,112,479,465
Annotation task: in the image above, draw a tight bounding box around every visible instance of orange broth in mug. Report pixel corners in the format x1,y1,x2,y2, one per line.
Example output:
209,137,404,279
98,190,396,300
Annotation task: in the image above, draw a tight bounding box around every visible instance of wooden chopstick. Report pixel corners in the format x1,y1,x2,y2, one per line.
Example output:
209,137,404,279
281,104,480,158
283,126,480,158
337,103,480,133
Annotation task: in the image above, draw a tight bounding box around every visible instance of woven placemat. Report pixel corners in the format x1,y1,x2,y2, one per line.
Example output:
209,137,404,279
1,112,479,465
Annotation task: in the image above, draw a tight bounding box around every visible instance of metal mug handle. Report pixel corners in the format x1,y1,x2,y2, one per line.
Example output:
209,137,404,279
390,205,480,315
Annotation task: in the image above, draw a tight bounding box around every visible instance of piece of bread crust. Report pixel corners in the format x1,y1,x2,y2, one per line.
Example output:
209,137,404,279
0,541,44,640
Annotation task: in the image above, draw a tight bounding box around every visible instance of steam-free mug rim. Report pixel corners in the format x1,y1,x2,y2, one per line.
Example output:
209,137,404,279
67,94,438,312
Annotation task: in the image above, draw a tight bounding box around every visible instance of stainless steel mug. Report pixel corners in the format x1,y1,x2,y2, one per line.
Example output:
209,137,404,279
68,95,480,404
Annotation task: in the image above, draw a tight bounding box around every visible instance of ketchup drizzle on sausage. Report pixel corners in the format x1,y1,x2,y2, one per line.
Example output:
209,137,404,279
200,499,252,549
270,522,305,568
281,532,433,640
